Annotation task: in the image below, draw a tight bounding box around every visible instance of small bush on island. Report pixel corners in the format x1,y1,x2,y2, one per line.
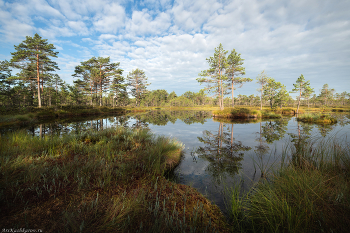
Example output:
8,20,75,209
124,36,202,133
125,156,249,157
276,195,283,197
213,107,285,119
297,113,337,124
213,108,262,119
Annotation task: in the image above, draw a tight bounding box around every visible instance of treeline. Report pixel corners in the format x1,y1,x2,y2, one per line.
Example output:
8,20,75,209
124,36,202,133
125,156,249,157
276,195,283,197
0,35,349,113
198,43,350,111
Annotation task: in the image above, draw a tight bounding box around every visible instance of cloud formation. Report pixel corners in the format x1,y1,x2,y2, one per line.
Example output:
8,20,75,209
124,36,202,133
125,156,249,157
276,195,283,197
0,0,349,96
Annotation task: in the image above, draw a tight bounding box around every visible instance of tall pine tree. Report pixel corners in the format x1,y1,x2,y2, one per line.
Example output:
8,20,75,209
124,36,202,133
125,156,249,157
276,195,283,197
291,74,311,114
10,33,59,108
127,69,150,107
226,49,251,108
197,43,228,110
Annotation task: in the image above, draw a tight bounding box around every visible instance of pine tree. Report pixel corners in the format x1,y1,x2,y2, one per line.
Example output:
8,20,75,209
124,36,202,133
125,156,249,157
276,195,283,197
111,74,127,107
256,71,270,110
197,43,228,110
319,84,335,107
73,57,122,106
0,60,13,108
226,49,251,108
301,85,314,110
276,85,290,109
127,69,150,107
290,74,311,114
10,34,59,108
264,78,283,109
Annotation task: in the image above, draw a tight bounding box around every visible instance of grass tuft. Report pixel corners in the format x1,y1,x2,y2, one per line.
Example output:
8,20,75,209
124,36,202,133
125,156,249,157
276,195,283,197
297,113,338,124
0,127,228,232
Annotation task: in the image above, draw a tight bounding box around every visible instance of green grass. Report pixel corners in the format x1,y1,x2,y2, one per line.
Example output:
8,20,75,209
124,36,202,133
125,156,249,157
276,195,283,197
226,137,350,232
297,113,338,124
0,128,228,232
213,107,285,119
213,108,262,119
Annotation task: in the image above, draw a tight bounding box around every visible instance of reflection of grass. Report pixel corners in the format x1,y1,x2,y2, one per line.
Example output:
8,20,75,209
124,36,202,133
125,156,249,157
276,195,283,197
213,107,284,119
331,107,350,112
297,113,337,124
0,128,228,232
227,138,350,232
213,108,262,119
0,106,132,127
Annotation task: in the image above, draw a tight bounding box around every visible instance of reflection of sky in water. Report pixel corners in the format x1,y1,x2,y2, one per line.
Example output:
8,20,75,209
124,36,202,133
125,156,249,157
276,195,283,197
2,112,350,218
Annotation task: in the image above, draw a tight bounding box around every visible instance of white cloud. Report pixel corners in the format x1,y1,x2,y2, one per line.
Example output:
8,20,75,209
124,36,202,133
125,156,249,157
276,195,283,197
0,0,349,95
171,0,223,32
126,10,171,35
93,3,125,34
67,21,89,35
38,25,75,39
0,8,33,42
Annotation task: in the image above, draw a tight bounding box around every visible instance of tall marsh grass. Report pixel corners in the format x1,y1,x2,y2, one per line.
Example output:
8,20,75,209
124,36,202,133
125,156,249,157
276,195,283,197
0,128,227,232
227,137,350,232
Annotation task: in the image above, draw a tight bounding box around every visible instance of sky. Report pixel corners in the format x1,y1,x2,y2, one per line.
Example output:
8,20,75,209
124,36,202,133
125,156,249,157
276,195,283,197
0,0,349,98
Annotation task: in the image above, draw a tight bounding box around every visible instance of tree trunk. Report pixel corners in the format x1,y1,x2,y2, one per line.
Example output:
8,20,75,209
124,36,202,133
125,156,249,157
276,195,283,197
36,54,41,108
296,88,301,114
231,80,235,108
260,88,263,110
220,80,224,110
100,80,102,107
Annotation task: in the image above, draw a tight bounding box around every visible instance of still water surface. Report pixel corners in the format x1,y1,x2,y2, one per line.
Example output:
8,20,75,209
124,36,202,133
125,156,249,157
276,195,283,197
3,110,350,217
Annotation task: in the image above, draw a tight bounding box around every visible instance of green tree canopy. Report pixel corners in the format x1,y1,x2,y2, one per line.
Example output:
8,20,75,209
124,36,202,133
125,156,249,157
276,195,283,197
264,78,283,109
10,33,59,108
73,56,122,106
226,49,251,107
319,84,335,106
127,68,150,107
291,74,311,114
197,43,228,110
256,70,270,110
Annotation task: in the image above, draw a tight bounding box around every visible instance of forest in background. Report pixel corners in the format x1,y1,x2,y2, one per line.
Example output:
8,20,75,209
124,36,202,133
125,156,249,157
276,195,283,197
0,34,349,114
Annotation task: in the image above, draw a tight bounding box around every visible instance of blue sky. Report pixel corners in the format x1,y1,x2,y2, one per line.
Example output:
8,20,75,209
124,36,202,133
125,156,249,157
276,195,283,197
0,0,349,97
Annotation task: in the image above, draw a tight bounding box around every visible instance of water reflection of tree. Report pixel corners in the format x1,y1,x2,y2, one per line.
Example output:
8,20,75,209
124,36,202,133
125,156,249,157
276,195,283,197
288,121,315,167
337,114,350,127
254,122,270,178
261,118,289,143
134,110,211,126
196,122,251,183
315,124,335,137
